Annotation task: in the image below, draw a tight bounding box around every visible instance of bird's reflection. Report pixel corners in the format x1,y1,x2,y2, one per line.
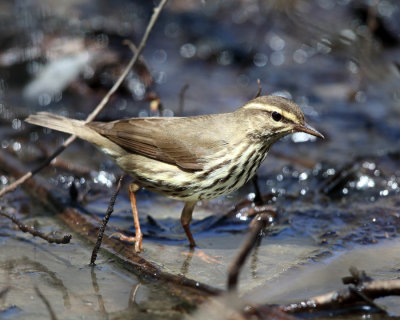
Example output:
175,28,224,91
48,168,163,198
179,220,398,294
90,266,143,319
180,247,195,276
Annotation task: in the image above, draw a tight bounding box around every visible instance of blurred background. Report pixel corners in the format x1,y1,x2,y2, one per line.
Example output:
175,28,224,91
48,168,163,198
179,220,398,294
0,0,400,319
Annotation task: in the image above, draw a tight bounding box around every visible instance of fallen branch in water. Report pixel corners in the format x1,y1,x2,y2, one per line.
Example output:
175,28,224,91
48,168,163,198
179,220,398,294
0,0,169,199
281,267,399,314
90,175,124,266
224,264,400,319
0,210,71,244
224,211,400,318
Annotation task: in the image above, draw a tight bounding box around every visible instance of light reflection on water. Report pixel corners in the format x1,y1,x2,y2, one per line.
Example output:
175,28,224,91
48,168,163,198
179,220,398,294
0,0,399,318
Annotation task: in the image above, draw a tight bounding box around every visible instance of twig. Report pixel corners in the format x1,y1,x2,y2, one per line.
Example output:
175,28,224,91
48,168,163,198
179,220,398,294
123,39,153,87
344,266,386,313
251,174,263,205
282,268,400,314
49,157,92,176
123,39,164,115
35,144,92,176
0,0,169,199
227,212,273,291
90,175,124,266
83,0,168,124
0,211,71,244
342,266,373,285
178,84,189,116
253,79,262,99
348,286,386,313
34,286,58,320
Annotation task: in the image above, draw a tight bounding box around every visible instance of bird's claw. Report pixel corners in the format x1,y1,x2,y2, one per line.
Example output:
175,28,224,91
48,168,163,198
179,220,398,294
110,232,143,253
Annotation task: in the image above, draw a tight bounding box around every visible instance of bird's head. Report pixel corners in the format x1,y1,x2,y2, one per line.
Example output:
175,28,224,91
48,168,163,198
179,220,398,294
239,95,324,143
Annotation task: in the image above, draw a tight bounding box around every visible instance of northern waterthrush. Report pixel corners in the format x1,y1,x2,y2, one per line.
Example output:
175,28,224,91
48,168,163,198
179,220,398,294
26,95,324,252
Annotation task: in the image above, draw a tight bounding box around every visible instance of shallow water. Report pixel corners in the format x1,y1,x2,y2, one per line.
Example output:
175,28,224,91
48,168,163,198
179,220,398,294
1,0,400,319
0,218,187,319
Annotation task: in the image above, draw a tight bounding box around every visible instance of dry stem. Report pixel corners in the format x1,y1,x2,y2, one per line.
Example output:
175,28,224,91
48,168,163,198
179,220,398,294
90,175,124,266
0,210,71,244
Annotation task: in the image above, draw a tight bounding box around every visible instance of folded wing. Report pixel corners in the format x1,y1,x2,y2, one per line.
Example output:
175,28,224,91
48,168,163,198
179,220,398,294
87,116,230,171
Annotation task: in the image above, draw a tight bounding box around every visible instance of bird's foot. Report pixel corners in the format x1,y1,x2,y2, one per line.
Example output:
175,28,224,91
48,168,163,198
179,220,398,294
110,232,143,253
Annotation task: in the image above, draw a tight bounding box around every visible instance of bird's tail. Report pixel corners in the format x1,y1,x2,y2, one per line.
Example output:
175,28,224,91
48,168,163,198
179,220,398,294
26,112,85,135
25,112,126,157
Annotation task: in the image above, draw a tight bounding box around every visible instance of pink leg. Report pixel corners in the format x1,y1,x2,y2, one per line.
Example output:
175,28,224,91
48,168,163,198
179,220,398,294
112,183,143,252
181,201,197,247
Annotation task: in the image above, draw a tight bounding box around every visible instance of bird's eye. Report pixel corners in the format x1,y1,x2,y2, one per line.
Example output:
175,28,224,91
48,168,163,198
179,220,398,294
272,111,282,122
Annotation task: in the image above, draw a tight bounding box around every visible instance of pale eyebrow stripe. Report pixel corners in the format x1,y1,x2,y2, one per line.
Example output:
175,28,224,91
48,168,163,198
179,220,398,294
242,103,299,123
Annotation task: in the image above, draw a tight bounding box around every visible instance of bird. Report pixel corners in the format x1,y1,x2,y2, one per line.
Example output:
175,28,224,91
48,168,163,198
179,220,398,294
25,95,324,252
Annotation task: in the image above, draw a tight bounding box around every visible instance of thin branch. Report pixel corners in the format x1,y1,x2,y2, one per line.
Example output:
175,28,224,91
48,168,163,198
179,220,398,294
251,174,263,205
0,0,169,199
123,39,164,115
253,79,262,99
227,212,273,291
84,0,169,124
90,175,124,266
34,286,58,320
0,211,71,244
343,266,373,285
282,268,400,314
123,39,153,87
348,286,386,313
178,83,189,116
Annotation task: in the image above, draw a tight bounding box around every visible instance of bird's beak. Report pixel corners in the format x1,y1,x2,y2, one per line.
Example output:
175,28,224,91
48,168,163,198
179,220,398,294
294,123,324,139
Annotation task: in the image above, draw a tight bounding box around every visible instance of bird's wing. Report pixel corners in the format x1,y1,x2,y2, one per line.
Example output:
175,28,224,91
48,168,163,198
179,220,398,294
87,116,231,171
